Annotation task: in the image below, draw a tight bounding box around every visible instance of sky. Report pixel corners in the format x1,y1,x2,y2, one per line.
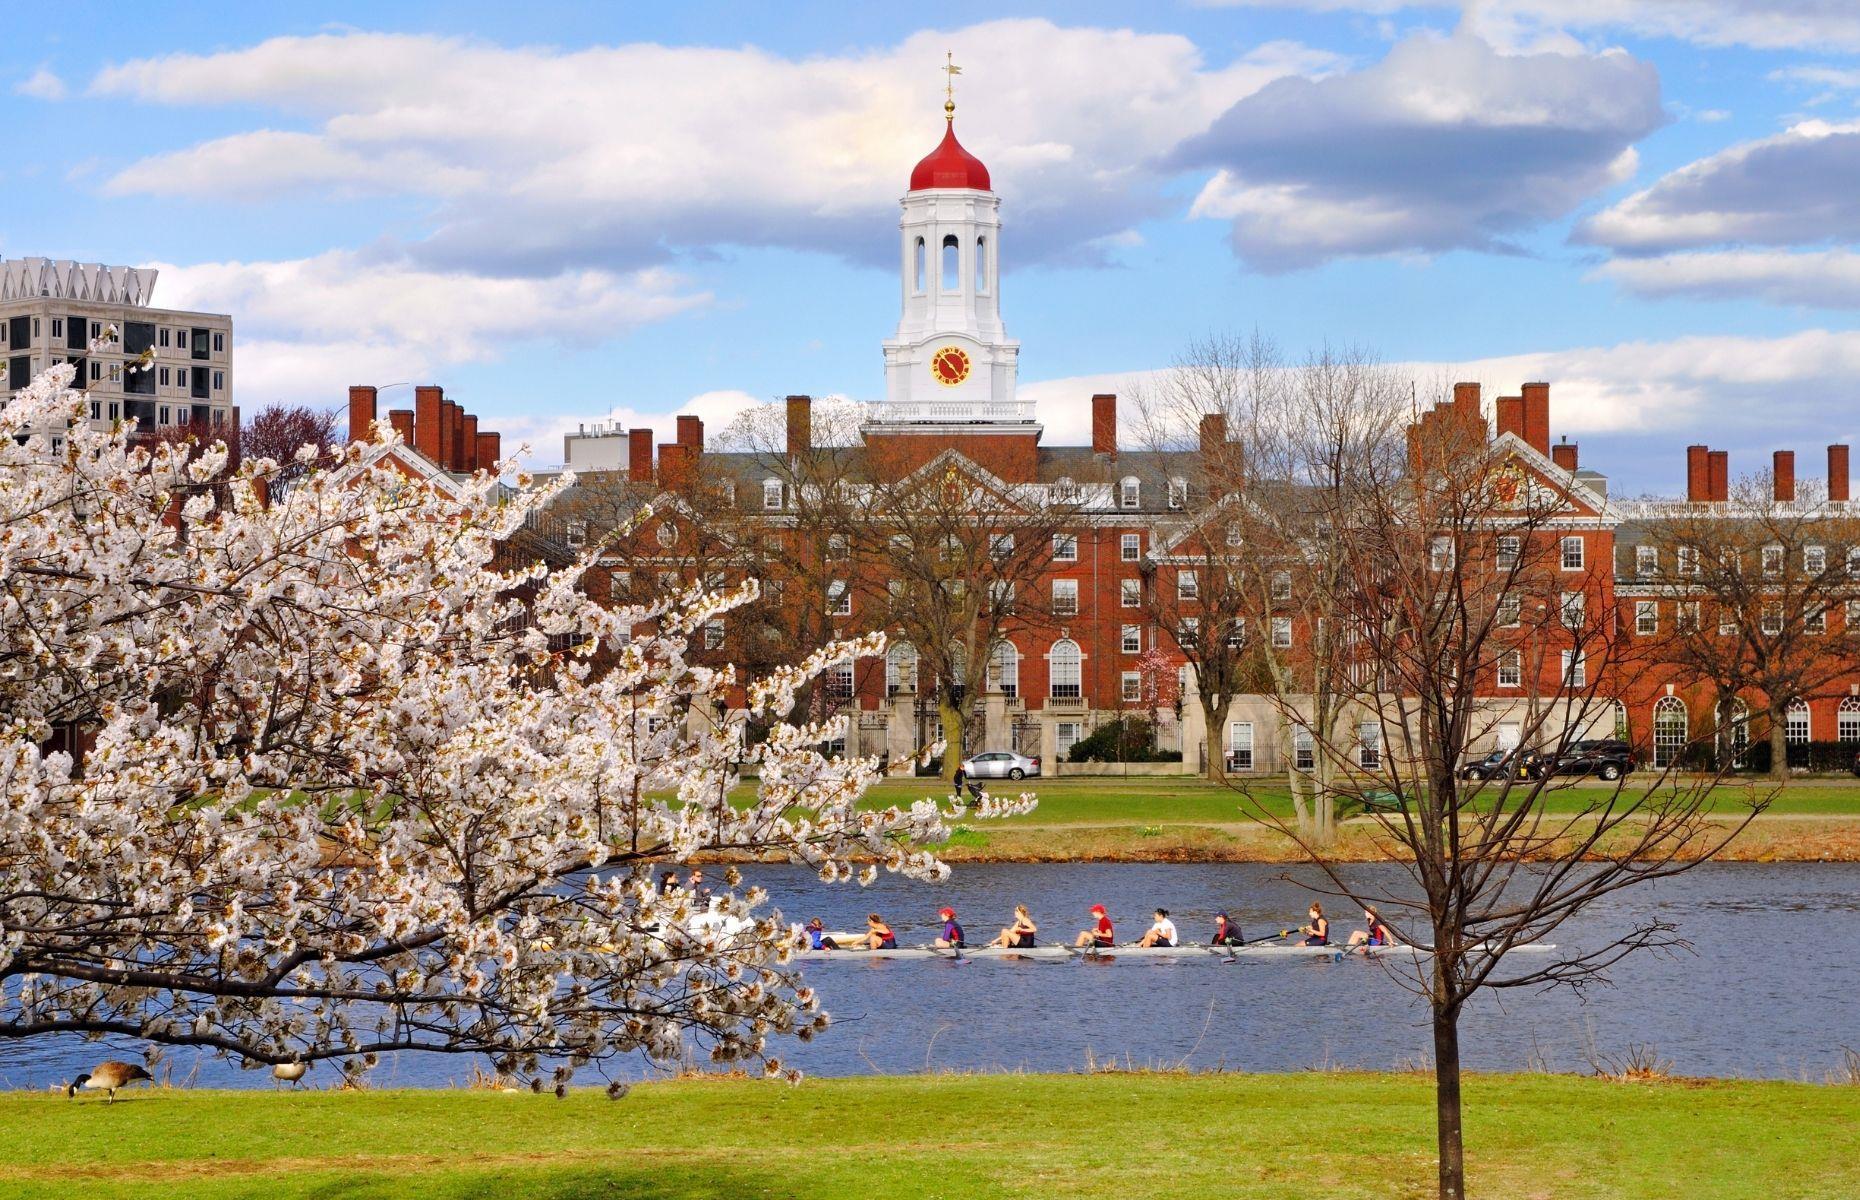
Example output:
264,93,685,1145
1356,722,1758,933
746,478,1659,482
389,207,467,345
8,1,1860,494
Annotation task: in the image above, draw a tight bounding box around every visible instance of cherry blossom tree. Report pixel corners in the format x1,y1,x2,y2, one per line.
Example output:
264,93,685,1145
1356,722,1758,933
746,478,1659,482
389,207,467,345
0,362,1026,1085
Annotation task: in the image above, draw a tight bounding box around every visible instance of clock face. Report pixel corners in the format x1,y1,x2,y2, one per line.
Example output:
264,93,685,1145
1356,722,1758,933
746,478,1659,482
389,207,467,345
930,345,972,387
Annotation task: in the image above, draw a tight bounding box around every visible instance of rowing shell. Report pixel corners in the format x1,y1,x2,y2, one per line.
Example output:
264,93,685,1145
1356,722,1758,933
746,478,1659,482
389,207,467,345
791,942,1557,962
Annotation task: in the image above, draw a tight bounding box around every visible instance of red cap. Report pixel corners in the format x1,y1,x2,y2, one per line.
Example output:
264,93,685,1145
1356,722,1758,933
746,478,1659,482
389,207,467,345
1090,904,1107,915
909,122,991,192
938,907,955,919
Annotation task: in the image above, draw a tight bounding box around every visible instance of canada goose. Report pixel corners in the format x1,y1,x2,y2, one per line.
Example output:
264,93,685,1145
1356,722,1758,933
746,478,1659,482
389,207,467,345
66,1061,152,1103
272,1062,310,1087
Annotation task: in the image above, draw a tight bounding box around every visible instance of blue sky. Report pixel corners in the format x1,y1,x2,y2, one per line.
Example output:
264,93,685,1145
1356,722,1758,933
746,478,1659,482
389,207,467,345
8,1,1860,493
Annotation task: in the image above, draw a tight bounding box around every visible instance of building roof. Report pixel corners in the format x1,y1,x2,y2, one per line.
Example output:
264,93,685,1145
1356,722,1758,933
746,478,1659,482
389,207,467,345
0,257,159,306
909,121,991,192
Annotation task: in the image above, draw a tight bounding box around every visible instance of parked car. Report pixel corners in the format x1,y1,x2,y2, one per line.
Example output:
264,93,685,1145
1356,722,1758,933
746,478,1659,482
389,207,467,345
1535,739,1635,781
959,750,1042,780
1458,748,1540,781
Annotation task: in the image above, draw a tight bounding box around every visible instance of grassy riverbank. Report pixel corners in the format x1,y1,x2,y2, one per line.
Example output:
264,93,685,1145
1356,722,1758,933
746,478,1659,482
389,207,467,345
5,1071,1853,1198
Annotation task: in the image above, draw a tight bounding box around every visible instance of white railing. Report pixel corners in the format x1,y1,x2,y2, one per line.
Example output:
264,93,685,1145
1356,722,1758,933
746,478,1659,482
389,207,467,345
866,399,1037,425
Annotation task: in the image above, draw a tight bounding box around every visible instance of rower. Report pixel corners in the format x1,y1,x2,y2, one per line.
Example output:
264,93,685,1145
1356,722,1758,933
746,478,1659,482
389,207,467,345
1074,904,1115,948
1346,907,1392,949
1210,911,1244,947
864,913,898,951
934,907,966,949
802,917,838,951
1297,903,1330,946
1137,908,1177,948
988,904,1038,948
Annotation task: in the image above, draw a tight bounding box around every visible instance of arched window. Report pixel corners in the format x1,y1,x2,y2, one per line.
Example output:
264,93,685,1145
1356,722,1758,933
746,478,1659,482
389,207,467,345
975,235,988,292
1652,696,1687,768
988,641,1020,698
1839,697,1860,743
942,234,960,291
1716,698,1748,768
914,237,926,293
886,642,918,695
1049,639,1082,700
1786,699,1811,769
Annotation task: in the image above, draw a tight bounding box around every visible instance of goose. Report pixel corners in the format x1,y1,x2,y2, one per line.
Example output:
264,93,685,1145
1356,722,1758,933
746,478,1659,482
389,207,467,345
272,1061,310,1087
66,1061,152,1103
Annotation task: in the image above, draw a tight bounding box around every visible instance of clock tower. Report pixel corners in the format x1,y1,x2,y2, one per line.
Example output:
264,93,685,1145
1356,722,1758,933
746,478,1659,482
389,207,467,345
868,93,1030,442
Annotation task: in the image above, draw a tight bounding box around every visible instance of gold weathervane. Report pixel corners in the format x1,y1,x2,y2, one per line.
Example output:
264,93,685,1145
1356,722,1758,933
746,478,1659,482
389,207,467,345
944,52,961,120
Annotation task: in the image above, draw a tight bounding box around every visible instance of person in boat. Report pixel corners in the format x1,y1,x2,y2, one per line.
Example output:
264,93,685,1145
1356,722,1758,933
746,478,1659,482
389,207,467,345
801,917,838,951
988,904,1038,948
1297,902,1330,946
658,870,680,896
1211,911,1244,947
1074,904,1115,948
864,913,898,951
688,868,713,904
934,907,966,949
1347,907,1392,949
1137,908,1178,948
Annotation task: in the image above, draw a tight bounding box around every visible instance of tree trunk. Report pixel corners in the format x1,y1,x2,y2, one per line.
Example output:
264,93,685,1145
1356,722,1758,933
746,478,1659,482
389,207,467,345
1433,1003,1465,1200
1768,702,1789,782
1201,693,1227,784
938,698,965,782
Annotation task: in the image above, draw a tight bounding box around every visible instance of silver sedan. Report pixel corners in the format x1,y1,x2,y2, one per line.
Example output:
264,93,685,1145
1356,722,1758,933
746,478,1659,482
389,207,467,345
959,750,1042,780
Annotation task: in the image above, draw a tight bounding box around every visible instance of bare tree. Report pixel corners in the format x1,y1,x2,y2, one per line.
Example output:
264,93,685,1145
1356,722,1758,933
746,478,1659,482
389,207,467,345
239,404,342,479
1632,472,1860,779
1238,384,1761,1200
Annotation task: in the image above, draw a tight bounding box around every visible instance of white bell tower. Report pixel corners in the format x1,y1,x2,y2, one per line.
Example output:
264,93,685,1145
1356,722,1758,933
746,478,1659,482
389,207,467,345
871,91,1028,431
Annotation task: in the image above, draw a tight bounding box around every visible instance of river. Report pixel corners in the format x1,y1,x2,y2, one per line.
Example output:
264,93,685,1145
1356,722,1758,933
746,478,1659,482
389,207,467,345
3,862,1854,1088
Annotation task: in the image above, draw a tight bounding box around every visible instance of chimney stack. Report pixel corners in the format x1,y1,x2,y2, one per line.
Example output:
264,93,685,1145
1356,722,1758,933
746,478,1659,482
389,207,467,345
1496,394,1525,441
461,413,479,473
475,431,501,470
1198,412,1226,455
439,398,458,471
628,428,653,483
677,414,703,449
659,442,695,491
785,394,812,457
1831,444,1851,503
1708,450,1729,502
1774,450,1795,503
1551,439,1579,472
1091,393,1117,458
347,385,378,444
414,385,444,464
1687,445,1710,502
388,409,414,444
1520,382,1551,456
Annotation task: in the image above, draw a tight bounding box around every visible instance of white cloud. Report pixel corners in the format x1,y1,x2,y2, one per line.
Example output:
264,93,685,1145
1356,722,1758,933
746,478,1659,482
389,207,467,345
14,67,66,101
1175,30,1663,270
1593,249,1860,308
91,23,1340,274
1578,120,1860,254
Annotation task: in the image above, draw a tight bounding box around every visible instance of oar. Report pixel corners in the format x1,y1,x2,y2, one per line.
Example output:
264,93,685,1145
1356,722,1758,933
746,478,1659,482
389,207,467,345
1220,930,1296,964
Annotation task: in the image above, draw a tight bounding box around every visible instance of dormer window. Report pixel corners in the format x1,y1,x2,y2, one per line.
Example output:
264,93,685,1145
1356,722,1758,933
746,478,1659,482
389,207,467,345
1120,477,1140,509
1168,477,1188,509
1052,477,1080,503
763,479,783,510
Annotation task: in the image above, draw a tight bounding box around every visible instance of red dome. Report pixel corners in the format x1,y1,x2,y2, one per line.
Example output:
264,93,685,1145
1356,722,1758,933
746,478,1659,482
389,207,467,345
909,122,991,192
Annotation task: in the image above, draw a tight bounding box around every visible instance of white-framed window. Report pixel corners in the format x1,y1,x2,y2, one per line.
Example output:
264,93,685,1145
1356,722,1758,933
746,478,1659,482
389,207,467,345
1357,722,1381,769
1225,525,1244,548
1270,570,1292,600
1229,722,1254,770
655,522,678,548
1806,545,1827,575
762,479,783,510
990,533,1014,560
988,641,1020,698
1271,617,1293,648
1636,600,1658,635
1121,578,1142,608
1561,651,1585,688
1808,604,1827,634
1560,591,1585,630
1849,599,1860,631
825,658,854,703
1430,536,1454,572
1761,602,1784,636
885,642,918,694
1561,536,1584,570
703,619,725,650
1652,696,1686,767
1177,569,1198,601
1120,477,1140,509
1053,579,1079,616
1677,545,1700,576
988,579,1015,608
1839,698,1860,743
1719,606,1737,637
1763,543,1784,576
827,532,850,559
1293,728,1315,771
1677,601,1700,632
1636,545,1658,574
1178,616,1200,642
1849,547,1860,577
1121,624,1142,653
1496,592,1520,627
1049,640,1083,700
827,580,851,616
1052,477,1080,503
1497,651,1521,687
1225,618,1246,649
1057,720,1084,759
1053,533,1078,561
1121,533,1141,562
1787,700,1811,746
1495,536,1520,570
1122,672,1143,702
1168,477,1188,509
565,519,587,548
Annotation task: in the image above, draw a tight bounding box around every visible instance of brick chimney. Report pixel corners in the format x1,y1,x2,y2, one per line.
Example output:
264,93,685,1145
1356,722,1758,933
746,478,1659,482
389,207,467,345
1774,450,1795,503
461,413,479,473
438,398,458,471
414,386,444,463
1199,412,1226,455
475,431,500,469
1832,444,1851,503
786,394,812,457
1451,382,1481,435
1708,450,1729,502
347,385,378,444
1551,439,1578,472
658,442,695,491
1687,445,1710,502
1092,393,1117,457
1520,382,1551,456
677,414,703,449
628,428,653,482
388,409,414,444
1496,395,1525,441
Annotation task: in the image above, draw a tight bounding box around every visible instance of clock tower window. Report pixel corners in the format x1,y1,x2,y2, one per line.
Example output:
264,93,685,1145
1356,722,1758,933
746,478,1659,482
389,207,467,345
942,235,960,291
976,236,988,292
914,237,926,294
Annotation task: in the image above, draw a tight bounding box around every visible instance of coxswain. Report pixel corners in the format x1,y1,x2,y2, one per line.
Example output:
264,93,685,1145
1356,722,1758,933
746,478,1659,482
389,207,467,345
989,904,1038,948
1137,908,1178,948
934,907,966,949
1347,907,1392,949
1298,902,1330,946
1074,904,1115,948
864,913,898,951
1211,911,1244,947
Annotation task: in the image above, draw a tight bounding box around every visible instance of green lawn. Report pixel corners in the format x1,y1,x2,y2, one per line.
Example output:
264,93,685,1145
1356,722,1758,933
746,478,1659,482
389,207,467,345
4,1072,1852,1198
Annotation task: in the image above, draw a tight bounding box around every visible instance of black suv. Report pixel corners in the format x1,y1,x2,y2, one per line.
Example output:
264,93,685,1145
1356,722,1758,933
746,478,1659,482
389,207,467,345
1535,739,1634,781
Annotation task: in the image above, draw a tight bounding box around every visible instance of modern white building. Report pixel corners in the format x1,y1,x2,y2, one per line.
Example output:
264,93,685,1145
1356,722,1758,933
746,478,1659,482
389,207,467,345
0,257,234,441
